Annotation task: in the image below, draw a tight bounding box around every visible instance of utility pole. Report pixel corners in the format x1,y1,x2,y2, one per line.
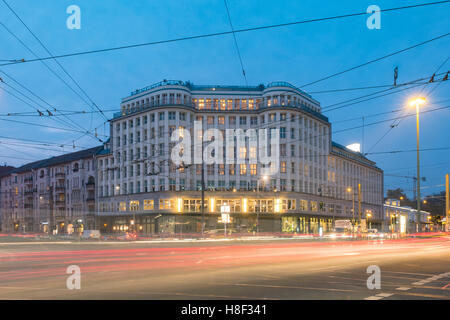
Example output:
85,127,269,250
446,174,449,232
358,183,362,231
201,136,205,238
352,190,355,236
415,100,422,233
49,186,54,235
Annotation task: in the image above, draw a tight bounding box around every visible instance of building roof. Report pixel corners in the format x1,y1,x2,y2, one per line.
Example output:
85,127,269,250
10,146,103,174
0,165,15,178
125,80,318,104
331,141,381,170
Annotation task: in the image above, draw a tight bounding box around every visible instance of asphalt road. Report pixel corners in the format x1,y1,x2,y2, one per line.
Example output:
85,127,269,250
0,236,449,300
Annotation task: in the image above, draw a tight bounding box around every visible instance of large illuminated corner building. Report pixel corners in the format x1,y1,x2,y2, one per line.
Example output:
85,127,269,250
96,80,384,234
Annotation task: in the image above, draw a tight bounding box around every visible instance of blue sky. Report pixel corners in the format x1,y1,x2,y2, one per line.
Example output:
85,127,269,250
0,0,449,197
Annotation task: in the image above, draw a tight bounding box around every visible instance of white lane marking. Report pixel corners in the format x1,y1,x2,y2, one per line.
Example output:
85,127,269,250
365,292,394,300
0,242,71,245
411,271,450,286
364,296,384,300
396,287,411,291
377,293,393,297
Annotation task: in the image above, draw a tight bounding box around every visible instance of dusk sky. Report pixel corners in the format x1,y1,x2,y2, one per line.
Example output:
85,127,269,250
0,0,449,198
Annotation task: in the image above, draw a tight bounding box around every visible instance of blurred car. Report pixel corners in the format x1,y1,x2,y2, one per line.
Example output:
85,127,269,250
81,230,101,240
115,232,137,241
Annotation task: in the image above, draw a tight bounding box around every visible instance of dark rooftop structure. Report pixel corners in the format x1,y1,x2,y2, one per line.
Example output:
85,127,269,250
0,165,15,178
9,146,103,174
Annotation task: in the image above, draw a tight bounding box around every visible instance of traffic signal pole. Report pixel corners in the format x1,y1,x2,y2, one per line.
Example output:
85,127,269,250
446,174,449,232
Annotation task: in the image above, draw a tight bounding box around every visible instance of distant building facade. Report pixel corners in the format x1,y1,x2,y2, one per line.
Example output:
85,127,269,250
384,199,432,233
0,147,101,233
0,165,15,231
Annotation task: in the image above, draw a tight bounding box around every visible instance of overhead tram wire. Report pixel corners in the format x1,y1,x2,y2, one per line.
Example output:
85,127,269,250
0,141,57,159
223,0,248,86
4,77,443,156
299,32,450,88
366,56,450,155
0,76,444,156
111,102,450,165
0,134,92,150
0,43,102,141
0,77,92,133
0,73,444,119
425,56,449,96
0,117,109,137
322,79,448,113
0,1,448,67
1,0,108,123
0,76,104,143
366,146,450,155
321,72,448,111
0,23,99,134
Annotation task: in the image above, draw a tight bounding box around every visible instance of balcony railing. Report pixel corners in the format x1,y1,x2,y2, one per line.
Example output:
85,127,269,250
55,186,65,193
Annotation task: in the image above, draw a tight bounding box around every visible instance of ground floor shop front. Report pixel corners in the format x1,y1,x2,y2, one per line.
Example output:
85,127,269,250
98,213,383,235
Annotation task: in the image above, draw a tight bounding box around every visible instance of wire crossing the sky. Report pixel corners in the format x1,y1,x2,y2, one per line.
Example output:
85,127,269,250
0,1,448,67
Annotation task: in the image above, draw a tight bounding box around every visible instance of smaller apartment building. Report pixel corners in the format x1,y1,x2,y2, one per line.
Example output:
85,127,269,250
0,147,101,234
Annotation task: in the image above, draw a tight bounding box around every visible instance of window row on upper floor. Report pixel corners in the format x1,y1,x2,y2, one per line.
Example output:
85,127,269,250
121,93,320,115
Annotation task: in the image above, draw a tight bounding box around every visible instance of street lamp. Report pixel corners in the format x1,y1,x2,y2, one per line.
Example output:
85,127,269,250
366,212,372,229
408,96,426,233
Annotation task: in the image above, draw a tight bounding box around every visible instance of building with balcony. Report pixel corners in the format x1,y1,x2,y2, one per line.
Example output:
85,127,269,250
0,147,101,234
96,80,384,235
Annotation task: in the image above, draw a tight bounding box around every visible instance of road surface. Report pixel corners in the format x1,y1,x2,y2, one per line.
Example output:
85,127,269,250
0,236,449,299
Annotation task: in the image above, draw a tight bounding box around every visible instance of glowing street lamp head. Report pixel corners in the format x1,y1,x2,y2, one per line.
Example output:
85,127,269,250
262,175,269,181
408,97,426,108
347,187,352,193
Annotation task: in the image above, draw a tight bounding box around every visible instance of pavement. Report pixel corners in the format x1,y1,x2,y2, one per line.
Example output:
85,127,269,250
0,235,449,299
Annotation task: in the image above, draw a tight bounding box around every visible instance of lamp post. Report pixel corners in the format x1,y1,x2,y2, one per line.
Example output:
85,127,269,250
409,97,426,233
347,187,355,236
366,212,372,229
256,175,268,235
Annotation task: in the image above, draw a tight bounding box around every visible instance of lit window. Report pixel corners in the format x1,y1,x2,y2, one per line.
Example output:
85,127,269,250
130,200,140,211
159,199,174,210
280,161,286,173
198,99,205,109
143,200,154,210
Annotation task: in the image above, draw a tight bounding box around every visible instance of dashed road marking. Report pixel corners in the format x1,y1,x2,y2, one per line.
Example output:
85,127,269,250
364,292,394,300
364,296,384,300
396,287,411,291
377,293,393,297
